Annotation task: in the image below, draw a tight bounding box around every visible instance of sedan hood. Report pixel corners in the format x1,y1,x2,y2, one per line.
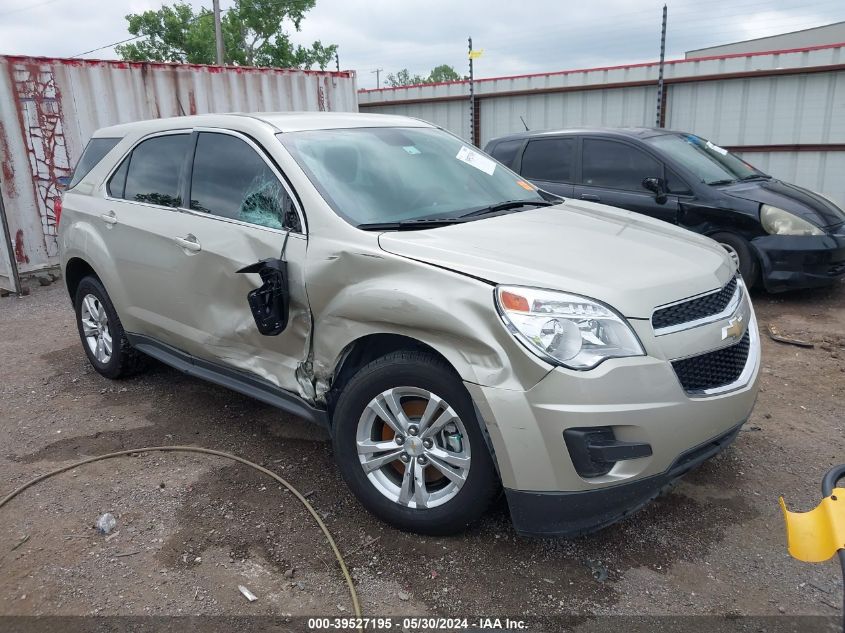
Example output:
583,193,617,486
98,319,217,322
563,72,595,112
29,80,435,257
378,202,734,318
722,179,845,229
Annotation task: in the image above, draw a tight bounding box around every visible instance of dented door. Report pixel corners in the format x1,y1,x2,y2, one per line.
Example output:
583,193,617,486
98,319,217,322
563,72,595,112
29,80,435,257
170,130,312,396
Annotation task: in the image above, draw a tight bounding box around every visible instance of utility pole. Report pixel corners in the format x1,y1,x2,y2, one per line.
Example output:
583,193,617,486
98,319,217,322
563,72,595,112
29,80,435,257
655,4,667,127
212,0,225,66
468,36,475,146
371,68,383,88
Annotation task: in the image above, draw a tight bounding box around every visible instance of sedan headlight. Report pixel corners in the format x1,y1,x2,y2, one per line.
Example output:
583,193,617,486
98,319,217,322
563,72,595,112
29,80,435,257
495,286,644,370
760,204,823,236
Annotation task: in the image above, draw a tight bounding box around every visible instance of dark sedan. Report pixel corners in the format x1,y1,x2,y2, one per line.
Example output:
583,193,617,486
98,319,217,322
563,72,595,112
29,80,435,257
485,128,845,292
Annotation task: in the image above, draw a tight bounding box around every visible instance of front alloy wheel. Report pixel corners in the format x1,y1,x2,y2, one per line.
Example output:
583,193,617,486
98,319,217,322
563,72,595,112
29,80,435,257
332,350,499,535
79,293,113,364
356,386,471,509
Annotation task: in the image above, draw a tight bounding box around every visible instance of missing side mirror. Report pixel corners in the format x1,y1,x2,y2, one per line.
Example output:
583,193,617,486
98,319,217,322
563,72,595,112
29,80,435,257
236,258,290,336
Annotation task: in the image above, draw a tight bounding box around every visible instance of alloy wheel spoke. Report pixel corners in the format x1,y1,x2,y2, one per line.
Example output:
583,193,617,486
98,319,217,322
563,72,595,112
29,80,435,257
101,331,113,356
83,295,98,319
360,448,404,473
412,458,429,508
426,453,468,486
420,408,456,439
416,394,443,434
95,336,105,362
382,389,412,431
366,397,405,436
427,446,470,469
397,458,414,506
81,317,98,337
356,439,401,455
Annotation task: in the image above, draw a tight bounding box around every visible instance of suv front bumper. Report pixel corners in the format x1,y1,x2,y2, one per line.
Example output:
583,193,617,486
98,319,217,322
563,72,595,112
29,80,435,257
465,312,760,537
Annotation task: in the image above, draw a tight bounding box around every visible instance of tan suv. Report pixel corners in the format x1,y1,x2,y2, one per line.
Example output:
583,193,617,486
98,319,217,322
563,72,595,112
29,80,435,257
59,112,760,536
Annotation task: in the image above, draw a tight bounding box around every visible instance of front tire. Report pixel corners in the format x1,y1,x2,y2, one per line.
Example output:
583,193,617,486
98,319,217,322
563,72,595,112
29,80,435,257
332,350,499,535
74,276,146,379
712,232,759,286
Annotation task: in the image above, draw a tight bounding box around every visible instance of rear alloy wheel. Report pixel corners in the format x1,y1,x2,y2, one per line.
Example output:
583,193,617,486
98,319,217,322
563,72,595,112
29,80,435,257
332,351,499,534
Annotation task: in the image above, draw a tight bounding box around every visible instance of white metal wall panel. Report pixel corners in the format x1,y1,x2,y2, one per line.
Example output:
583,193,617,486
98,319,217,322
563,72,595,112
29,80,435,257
0,55,358,287
735,150,845,207
479,85,656,146
665,71,845,145
372,101,471,141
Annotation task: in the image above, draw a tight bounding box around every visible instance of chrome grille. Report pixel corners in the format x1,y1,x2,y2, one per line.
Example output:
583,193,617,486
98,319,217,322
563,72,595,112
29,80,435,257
652,276,738,331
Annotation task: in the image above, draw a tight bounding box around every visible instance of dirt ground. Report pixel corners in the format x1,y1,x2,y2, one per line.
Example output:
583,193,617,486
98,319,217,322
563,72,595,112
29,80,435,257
0,277,843,628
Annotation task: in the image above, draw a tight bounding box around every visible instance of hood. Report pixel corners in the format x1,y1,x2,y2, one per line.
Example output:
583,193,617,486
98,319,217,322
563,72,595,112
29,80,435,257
722,179,845,229
378,202,734,319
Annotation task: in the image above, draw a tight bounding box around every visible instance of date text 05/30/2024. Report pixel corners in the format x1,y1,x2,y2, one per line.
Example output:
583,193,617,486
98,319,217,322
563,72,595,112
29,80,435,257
307,617,528,630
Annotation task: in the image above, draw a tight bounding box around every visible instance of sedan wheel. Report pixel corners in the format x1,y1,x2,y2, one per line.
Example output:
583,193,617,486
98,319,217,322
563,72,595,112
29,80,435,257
356,386,471,510
79,293,113,364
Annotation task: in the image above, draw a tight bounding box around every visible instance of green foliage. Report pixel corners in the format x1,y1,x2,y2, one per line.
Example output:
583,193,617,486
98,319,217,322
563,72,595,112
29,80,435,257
116,0,337,70
385,64,462,88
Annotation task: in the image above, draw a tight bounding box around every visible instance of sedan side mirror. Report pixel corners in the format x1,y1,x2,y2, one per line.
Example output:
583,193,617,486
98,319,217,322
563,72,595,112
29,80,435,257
642,177,668,204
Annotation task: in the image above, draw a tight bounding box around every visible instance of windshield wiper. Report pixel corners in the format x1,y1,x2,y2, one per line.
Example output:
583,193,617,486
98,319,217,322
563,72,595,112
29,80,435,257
739,174,771,181
707,178,736,186
460,199,554,218
357,217,468,231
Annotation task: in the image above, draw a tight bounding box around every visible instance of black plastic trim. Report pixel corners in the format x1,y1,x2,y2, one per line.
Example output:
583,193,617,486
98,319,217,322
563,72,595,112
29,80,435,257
506,421,744,537
127,333,329,428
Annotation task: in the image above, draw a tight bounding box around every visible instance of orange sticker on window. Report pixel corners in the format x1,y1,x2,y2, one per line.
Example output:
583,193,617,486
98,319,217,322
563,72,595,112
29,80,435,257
516,180,536,191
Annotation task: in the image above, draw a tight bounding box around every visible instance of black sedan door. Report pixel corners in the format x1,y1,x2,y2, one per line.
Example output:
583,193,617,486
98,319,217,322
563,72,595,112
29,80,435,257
574,137,680,224
518,136,576,197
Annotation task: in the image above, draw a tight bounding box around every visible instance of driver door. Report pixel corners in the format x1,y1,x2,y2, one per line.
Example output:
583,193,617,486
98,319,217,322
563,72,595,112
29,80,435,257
171,129,311,394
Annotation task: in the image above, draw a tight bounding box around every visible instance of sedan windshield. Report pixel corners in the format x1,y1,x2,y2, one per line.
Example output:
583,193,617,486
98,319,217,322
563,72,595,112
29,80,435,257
277,127,546,226
644,133,765,185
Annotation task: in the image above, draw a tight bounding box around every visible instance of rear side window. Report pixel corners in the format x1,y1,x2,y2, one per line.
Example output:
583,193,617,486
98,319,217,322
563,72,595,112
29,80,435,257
521,138,576,182
582,139,662,191
69,137,120,189
189,132,299,231
488,139,523,168
114,134,190,208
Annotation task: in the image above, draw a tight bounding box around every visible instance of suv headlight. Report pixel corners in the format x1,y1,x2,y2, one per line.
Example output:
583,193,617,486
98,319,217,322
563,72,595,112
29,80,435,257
495,286,644,370
761,204,823,236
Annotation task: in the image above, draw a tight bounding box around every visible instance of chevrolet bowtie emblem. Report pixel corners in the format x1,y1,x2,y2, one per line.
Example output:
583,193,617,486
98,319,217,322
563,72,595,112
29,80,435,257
722,314,744,341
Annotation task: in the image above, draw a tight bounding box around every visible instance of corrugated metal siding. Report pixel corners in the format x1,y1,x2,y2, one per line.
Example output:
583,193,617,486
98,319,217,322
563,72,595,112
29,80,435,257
373,100,471,141
480,85,656,146
0,56,358,291
665,71,845,145
734,150,845,207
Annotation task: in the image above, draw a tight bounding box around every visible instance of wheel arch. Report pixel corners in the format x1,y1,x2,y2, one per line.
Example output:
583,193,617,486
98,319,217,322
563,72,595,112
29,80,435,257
64,257,100,300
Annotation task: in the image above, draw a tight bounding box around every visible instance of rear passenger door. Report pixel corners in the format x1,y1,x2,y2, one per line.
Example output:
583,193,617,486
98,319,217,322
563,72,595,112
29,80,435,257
173,130,311,394
517,137,576,197
103,131,202,347
574,137,679,223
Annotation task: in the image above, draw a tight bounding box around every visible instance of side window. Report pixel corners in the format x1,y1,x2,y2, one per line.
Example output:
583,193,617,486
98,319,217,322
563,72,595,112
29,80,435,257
121,134,190,207
666,168,692,195
190,132,300,232
521,138,575,182
107,156,129,198
582,139,661,191
488,139,523,168
69,137,120,189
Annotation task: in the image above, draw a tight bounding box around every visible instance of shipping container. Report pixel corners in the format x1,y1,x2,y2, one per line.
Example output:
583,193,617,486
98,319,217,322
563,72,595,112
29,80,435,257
0,55,358,293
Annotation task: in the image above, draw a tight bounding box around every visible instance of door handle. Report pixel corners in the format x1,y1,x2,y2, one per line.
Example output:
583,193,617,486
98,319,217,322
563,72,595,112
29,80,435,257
580,194,601,202
100,211,118,225
174,234,202,253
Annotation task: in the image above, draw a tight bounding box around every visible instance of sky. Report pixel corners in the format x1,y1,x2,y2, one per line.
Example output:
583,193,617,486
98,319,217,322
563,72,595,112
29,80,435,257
0,0,843,89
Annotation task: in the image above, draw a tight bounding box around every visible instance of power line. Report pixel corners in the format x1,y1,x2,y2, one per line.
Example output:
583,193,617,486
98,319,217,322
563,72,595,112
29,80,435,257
71,7,228,59
0,0,61,18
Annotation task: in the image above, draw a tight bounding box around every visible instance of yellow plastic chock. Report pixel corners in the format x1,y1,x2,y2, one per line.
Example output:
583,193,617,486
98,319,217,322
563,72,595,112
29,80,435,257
780,487,845,563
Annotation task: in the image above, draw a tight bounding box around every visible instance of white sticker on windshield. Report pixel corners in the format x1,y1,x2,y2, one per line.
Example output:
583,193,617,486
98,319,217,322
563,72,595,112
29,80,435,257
403,145,421,155
706,140,728,156
456,145,496,175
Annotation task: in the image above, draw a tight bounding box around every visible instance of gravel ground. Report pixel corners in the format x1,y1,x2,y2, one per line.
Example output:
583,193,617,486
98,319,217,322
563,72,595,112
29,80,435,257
0,278,843,628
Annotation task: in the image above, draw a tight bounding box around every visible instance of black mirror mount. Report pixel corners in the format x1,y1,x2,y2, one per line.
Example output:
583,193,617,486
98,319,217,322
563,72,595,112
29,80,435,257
642,177,668,203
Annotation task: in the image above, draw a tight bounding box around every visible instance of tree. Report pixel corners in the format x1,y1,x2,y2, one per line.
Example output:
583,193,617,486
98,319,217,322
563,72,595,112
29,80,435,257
385,64,461,88
116,0,337,70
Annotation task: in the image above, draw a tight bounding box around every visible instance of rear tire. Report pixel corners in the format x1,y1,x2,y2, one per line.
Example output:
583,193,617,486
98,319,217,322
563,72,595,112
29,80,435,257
332,350,499,535
712,232,759,286
74,276,146,379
